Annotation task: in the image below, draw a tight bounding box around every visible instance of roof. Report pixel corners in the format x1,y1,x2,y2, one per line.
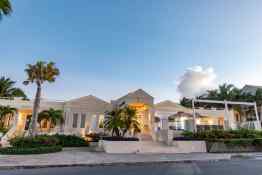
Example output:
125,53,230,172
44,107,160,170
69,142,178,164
116,89,153,101
154,100,192,113
65,95,112,112
242,85,262,95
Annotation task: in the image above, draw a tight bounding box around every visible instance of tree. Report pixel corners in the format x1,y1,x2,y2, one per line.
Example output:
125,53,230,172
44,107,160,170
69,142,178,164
180,97,192,108
104,107,141,137
180,83,262,115
37,108,63,132
0,0,12,21
121,106,140,136
0,77,27,99
0,105,17,128
23,61,60,136
104,109,123,136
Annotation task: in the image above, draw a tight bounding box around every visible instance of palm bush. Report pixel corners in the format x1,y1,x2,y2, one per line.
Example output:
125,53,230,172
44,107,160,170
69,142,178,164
38,108,64,131
0,77,27,99
104,106,141,137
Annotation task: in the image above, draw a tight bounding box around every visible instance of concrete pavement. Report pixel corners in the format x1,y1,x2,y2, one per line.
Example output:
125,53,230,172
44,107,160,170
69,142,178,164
0,148,232,169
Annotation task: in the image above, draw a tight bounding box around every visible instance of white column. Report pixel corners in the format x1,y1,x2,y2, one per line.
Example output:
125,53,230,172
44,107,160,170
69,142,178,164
192,99,197,133
224,100,230,130
254,102,261,130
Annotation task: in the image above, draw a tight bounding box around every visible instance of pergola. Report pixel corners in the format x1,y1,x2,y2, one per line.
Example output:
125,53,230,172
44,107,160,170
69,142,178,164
192,99,261,132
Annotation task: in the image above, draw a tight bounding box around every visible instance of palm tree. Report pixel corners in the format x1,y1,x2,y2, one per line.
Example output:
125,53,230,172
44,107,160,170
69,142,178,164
23,61,60,136
0,105,17,128
104,107,141,137
0,0,12,21
121,107,140,136
37,108,63,132
0,77,27,99
104,109,123,136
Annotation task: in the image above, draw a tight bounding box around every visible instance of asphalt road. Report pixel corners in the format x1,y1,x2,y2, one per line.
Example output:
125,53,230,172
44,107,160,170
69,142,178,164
0,159,261,175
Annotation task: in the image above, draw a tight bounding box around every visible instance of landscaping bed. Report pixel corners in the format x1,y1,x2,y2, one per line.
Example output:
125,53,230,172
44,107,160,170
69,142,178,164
54,134,89,147
181,129,262,153
0,134,88,155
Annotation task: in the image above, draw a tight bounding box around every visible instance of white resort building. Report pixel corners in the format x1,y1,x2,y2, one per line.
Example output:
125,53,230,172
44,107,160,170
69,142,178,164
0,88,261,146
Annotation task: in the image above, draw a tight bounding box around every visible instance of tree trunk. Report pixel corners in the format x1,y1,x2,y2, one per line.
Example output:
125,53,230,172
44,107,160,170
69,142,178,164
28,84,41,137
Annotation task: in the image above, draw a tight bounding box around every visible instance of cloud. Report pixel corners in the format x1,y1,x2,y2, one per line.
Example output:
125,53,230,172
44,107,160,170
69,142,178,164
177,66,217,98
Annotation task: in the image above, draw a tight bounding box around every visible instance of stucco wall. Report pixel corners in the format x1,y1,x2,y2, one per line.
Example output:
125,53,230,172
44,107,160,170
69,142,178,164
100,140,140,153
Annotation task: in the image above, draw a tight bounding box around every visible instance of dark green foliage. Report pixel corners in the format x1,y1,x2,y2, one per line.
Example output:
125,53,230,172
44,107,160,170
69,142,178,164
10,135,59,148
54,134,89,147
0,146,62,155
182,129,262,140
10,135,88,148
0,77,27,99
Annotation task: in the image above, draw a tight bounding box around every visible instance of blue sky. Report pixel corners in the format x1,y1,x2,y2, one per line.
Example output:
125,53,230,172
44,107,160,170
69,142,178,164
1,0,262,102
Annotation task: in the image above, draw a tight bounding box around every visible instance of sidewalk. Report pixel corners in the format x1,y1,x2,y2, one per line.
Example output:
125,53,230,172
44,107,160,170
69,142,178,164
0,148,235,169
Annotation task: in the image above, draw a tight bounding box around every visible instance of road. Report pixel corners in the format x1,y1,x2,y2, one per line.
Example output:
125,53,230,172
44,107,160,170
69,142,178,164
0,159,261,175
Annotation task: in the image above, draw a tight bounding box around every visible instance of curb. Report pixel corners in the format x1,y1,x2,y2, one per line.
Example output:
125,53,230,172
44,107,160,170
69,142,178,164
0,158,231,170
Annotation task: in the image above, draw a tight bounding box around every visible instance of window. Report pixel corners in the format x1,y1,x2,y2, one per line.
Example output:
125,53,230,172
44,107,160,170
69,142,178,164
72,113,78,128
98,115,104,128
41,119,48,129
80,113,86,128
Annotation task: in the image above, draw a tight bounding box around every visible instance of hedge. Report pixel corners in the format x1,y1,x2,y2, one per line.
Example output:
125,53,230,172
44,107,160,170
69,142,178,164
10,135,89,148
181,129,262,141
54,134,89,147
0,146,62,155
10,135,59,148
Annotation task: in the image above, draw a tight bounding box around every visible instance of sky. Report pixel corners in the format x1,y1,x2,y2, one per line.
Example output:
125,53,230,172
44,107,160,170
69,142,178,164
1,0,262,102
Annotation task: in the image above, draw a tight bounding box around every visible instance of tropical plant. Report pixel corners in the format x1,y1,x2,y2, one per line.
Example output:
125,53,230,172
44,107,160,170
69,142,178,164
23,61,60,136
0,0,12,21
37,108,63,131
0,105,16,128
121,106,140,136
0,77,27,99
104,109,123,136
104,107,141,137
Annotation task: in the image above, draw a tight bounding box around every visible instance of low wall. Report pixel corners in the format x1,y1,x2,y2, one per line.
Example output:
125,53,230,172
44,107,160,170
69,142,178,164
208,142,262,153
172,141,207,153
100,140,207,154
100,140,140,154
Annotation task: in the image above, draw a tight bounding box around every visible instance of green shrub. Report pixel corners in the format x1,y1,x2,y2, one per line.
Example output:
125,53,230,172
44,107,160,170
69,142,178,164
0,146,62,155
252,138,262,146
182,129,262,141
54,134,88,147
10,135,59,148
181,131,194,138
224,139,253,147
